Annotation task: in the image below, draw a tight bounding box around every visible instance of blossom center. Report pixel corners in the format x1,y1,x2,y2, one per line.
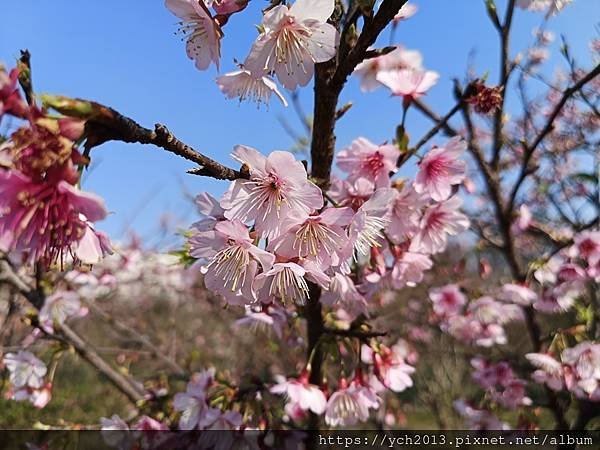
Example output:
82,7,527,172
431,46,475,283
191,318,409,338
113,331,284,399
354,216,388,257
207,244,249,292
293,220,341,257
363,152,385,174
272,18,313,74
268,266,309,305
423,156,450,179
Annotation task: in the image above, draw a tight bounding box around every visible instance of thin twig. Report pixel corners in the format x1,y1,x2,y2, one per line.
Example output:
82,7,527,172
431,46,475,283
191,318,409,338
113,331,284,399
86,300,187,377
507,62,600,212
0,258,147,404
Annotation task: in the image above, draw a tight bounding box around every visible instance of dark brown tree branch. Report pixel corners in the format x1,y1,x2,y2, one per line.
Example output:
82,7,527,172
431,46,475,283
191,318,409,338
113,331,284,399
57,321,147,404
412,98,459,137
490,0,516,170
310,0,409,188
412,100,465,152
43,95,248,181
305,4,407,445
17,50,34,106
324,327,387,339
84,108,248,180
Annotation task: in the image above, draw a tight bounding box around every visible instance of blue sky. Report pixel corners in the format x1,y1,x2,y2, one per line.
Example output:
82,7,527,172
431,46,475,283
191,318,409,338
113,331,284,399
1,0,598,246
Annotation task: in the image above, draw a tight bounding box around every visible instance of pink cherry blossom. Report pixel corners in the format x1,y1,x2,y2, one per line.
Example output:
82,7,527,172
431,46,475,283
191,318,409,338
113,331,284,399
39,291,87,334
216,68,288,107
534,284,578,313
393,2,418,23
471,358,515,390
499,283,538,306
362,342,415,393
244,0,339,90
515,204,533,231
192,192,226,232
234,305,287,338
321,273,369,320
165,0,222,70
132,416,169,431
0,170,108,266
255,261,315,305
221,146,323,240
3,351,47,389
354,46,423,92
270,206,353,268
441,296,523,348
491,379,532,409
212,0,248,15
200,220,274,305
9,116,83,181
454,400,511,430
533,27,555,44
324,380,376,427
474,325,508,348
414,137,467,201
100,414,129,431
173,370,221,430
74,219,113,265
534,254,562,285
556,263,586,283
572,231,600,266
391,251,433,288
349,188,394,257
100,415,133,449
429,284,467,317
526,353,564,391
270,374,327,414
468,296,523,326
387,183,428,244
376,69,439,101
11,383,52,409
337,137,399,188
327,177,375,210
562,342,600,400
409,195,469,254
444,315,485,345
516,0,573,16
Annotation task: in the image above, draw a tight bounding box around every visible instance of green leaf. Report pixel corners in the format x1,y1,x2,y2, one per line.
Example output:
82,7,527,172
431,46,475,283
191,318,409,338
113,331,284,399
40,94,95,118
571,172,598,184
396,125,409,152
169,246,197,268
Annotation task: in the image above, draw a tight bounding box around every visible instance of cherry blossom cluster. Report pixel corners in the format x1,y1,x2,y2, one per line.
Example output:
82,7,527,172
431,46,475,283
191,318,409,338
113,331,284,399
428,284,523,347
0,64,111,267
113,340,415,431
353,44,438,101
532,231,600,311
65,240,197,302
527,342,600,400
181,124,470,427
166,0,432,108
188,135,469,309
166,0,340,105
471,357,532,410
